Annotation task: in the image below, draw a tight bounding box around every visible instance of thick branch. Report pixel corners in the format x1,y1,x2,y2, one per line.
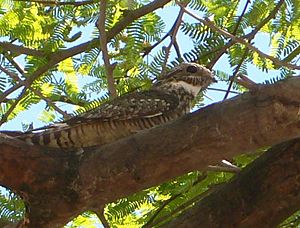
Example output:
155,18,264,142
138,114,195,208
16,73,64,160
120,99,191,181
164,138,300,227
2,77,300,226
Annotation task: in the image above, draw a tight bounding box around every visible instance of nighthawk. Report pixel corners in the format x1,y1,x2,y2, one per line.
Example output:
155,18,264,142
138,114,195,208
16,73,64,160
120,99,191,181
18,63,216,149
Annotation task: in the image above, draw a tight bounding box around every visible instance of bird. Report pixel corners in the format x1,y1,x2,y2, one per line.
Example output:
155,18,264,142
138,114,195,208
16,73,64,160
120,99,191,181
18,63,216,150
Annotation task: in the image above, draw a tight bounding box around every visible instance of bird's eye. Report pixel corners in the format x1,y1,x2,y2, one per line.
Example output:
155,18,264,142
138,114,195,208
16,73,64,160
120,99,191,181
186,65,198,73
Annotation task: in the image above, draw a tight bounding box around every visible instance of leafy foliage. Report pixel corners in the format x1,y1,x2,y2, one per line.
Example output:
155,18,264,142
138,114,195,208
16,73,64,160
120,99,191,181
0,187,24,226
0,0,299,227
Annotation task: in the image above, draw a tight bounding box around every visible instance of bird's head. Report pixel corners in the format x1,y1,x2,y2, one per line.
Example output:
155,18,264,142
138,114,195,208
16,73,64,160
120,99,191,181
155,62,216,96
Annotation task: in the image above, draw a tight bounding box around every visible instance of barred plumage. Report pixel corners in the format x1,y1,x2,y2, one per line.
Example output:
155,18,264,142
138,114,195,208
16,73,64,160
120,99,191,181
18,63,216,150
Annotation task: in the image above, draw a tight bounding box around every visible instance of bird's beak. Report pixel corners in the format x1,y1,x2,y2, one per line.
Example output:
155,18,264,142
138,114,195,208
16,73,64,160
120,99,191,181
212,77,218,83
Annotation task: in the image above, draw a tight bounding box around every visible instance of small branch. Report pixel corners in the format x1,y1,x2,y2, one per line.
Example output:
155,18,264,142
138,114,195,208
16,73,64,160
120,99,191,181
207,165,240,173
173,40,182,61
178,5,300,70
236,73,260,90
142,1,186,58
32,89,71,119
232,0,251,35
0,65,19,81
142,32,169,57
223,48,249,100
207,87,241,95
13,0,95,6
97,0,117,98
94,208,110,228
161,2,187,75
207,160,241,173
7,57,72,117
143,173,207,228
0,41,45,57
4,54,25,75
51,95,87,107
206,41,234,69
244,0,285,40
0,87,27,126
147,184,216,227
0,0,172,103
0,63,71,121
207,0,285,69
207,0,250,69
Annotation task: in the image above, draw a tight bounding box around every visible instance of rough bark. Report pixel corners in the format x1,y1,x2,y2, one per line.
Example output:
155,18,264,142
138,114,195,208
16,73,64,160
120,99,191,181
164,138,300,228
1,77,300,227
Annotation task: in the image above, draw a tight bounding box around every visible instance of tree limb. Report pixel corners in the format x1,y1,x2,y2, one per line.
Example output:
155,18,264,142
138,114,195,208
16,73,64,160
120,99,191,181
0,0,172,104
97,0,117,98
13,0,95,6
0,42,45,57
2,77,300,226
178,4,300,70
164,137,300,227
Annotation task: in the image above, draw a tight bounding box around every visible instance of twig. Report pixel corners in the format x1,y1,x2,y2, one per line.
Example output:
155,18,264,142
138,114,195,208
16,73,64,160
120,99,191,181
223,48,249,100
142,32,169,57
0,87,27,126
207,87,241,95
94,208,110,228
207,0,285,69
207,165,240,173
206,0,250,69
0,0,172,103
143,173,207,228
236,73,260,90
160,2,187,75
206,40,235,69
142,2,186,58
244,0,285,40
207,160,241,173
173,40,182,61
0,65,19,81
177,3,300,70
31,89,71,119
232,0,251,35
97,0,117,98
0,41,45,57
143,194,182,228
13,0,95,6
0,62,71,120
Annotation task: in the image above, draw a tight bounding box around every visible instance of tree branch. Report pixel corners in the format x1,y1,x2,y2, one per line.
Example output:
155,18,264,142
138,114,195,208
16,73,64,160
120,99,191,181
97,0,117,98
244,0,285,40
0,42,45,57
0,0,172,104
161,2,187,75
164,138,300,227
13,0,95,6
0,62,71,121
2,77,300,226
207,0,285,69
223,48,249,100
178,4,300,70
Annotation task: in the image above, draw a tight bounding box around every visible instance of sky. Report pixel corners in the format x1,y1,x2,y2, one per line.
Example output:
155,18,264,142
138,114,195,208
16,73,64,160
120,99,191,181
0,2,292,131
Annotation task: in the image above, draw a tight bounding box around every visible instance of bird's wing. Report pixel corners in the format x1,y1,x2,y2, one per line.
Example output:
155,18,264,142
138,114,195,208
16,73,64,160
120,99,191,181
65,90,179,125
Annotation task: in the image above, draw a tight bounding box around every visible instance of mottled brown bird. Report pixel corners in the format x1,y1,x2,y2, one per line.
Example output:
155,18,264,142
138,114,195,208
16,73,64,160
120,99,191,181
18,63,216,149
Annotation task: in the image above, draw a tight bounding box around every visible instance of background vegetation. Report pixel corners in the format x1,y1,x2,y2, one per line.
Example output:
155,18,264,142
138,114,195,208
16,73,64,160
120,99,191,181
0,0,299,227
